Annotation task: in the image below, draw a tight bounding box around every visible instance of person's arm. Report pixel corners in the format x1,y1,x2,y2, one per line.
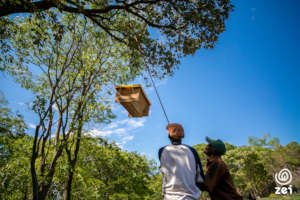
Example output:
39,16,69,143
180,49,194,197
197,181,207,191
186,146,205,189
158,147,165,163
204,161,226,193
158,147,166,197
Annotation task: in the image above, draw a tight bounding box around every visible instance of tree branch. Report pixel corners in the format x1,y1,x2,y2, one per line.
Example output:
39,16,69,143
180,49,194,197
0,0,162,17
126,7,176,29
0,0,54,17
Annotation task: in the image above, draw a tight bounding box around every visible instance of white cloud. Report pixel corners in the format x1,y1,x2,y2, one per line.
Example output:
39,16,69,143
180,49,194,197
116,135,134,148
17,102,26,106
88,118,146,148
105,122,119,129
114,128,127,135
52,104,59,111
89,128,113,137
28,123,36,129
103,118,146,130
127,118,146,128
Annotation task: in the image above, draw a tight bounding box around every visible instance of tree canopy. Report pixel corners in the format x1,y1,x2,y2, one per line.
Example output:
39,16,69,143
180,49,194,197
3,12,153,199
0,134,161,200
0,1,235,199
0,92,27,137
1,0,233,76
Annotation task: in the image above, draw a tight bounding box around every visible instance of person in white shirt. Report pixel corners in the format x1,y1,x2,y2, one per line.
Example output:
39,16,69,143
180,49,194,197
158,123,204,200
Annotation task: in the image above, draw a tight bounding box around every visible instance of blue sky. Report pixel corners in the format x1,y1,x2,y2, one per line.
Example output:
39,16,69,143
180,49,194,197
1,0,299,161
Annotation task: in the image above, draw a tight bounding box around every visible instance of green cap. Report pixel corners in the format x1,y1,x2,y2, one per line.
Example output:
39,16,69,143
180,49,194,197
206,137,226,155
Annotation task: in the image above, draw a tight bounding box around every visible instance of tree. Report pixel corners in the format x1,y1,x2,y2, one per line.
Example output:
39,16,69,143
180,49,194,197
223,147,274,198
0,92,31,199
145,173,163,200
2,1,234,199
0,132,161,199
194,138,276,198
69,135,157,199
0,91,27,137
1,1,233,76
0,135,33,200
249,134,300,192
4,11,151,199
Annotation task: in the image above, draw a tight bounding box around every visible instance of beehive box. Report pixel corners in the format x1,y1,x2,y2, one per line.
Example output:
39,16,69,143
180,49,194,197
115,85,151,117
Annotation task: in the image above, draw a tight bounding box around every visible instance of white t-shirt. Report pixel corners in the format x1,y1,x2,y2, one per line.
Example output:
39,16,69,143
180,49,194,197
159,144,204,200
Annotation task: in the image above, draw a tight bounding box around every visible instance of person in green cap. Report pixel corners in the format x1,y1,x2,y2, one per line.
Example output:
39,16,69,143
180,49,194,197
199,136,242,200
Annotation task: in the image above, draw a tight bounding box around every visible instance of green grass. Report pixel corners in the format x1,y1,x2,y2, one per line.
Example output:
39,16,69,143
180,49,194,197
260,193,300,200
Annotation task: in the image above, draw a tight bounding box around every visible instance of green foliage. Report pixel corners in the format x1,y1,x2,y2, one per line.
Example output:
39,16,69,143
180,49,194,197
1,1,234,76
2,11,153,198
0,92,30,199
4,11,151,124
0,134,162,199
67,136,157,199
1,128,299,200
263,193,300,200
225,147,274,197
0,135,32,200
193,134,300,199
0,92,27,137
1,2,234,198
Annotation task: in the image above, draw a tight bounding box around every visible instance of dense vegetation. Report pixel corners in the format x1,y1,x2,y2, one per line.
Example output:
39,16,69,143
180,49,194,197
194,135,300,199
0,134,160,199
1,110,299,200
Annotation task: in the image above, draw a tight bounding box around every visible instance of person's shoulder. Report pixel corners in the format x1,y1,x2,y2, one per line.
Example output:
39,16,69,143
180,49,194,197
160,144,173,150
159,145,167,153
158,145,169,160
218,157,229,169
209,157,228,171
181,144,198,153
181,143,191,148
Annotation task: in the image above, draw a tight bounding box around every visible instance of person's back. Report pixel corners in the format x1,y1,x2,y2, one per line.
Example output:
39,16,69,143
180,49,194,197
158,123,204,200
200,137,242,200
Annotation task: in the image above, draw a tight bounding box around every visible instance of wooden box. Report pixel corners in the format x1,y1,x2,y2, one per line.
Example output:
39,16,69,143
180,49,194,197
115,85,151,117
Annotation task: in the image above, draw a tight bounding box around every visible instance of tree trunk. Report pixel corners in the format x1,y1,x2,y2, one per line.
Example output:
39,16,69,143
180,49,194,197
38,187,48,200
63,169,74,200
31,125,40,200
63,115,83,200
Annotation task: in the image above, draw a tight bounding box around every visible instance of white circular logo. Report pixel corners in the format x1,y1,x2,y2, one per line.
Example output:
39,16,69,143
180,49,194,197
275,168,293,186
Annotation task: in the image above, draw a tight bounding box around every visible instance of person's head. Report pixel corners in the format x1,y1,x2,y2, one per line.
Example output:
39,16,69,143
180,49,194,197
166,123,184,144
204,136,226,156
